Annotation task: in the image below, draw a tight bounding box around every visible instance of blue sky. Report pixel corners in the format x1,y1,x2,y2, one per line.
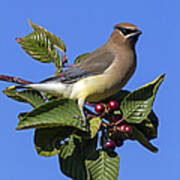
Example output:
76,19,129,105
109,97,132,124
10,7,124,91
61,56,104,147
0,0,178,179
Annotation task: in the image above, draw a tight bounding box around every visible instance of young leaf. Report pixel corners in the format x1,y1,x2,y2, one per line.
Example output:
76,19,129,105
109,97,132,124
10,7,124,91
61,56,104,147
34,127,74,157
130,125,158,153
59,136,97,180
74,53,90,64
50,48,62,71
3,89,44,108
16,99,86,132
28,19,66,53
59,138,89,180
89,117,102,138
120,74,165,124
17,32,61,64
86,150,120,180
59,135,76,159
59,150,89,180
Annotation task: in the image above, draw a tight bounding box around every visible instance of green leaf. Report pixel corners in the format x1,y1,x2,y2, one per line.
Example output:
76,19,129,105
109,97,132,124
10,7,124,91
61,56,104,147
16,99,86,132
89,117,102,138
3,89,44,108
59,139,88,180
59,135,76,159
59,136,97,180
83,137,98,157
34,127,74,157
50,48,62,71
74,53,90,64
28,19,66,53
120,74,165,124
17,32,61,64
59,150,89,180
135,110,158,140
131,125,158,153
102,90,130,104
18,112,28,121
86,150,120,180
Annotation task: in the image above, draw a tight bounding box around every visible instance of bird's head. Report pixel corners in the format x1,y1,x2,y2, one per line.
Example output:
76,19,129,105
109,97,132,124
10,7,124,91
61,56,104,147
110,23,142,48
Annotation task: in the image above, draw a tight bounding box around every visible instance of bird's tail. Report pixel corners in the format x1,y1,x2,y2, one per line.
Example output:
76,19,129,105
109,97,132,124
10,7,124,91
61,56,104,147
6,84,33,90
6,82,69,97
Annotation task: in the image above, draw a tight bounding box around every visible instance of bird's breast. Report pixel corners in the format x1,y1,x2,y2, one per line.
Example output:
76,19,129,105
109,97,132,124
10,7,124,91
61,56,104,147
70,51,136,102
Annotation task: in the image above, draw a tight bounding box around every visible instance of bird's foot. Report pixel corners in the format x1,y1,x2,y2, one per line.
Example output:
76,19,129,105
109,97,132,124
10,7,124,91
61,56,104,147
73,115,83,121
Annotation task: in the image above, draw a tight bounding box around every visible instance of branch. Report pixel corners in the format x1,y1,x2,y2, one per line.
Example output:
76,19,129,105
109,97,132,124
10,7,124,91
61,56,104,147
114,117,126,126
0,75,32,84
62,53,68,64
63,64,74,68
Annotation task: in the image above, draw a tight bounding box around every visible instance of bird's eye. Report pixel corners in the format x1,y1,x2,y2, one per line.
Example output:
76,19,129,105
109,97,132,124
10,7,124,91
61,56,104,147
116,27,137,36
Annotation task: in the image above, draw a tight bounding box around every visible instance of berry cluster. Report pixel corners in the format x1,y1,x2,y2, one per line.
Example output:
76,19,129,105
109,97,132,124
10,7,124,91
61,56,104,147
117,124,132,134
94,100,119,114
94,100,132,151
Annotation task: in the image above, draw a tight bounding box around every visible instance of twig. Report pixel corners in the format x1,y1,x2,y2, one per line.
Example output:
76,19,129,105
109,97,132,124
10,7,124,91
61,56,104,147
62,53,68,64
63,64,74,68
0,75,32,84
114,117,126,126
86,102,95,107
101,122,108,128
86,114,97,118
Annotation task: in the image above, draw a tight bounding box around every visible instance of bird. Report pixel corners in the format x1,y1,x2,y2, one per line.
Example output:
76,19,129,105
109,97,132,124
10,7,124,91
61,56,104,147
7,23,142,126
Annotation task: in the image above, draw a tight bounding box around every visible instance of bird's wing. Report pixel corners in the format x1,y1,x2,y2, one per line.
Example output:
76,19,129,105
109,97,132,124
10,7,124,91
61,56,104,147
76,48,115,72
41,49,115,84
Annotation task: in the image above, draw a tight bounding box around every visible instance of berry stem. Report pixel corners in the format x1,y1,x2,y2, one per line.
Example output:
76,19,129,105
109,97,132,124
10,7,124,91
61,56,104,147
86,114,97,118
101,122,108,128
114,117,126,125
86,103,95,107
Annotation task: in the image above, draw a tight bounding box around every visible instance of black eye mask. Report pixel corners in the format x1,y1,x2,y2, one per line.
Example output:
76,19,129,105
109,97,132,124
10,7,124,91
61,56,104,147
116,27,138,36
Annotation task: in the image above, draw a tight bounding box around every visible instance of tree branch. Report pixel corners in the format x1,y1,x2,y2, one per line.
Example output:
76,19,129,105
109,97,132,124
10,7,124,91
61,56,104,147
0,75,32,84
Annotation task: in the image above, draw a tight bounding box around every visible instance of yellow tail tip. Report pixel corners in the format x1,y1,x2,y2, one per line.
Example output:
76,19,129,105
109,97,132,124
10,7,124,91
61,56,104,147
6,85,16,90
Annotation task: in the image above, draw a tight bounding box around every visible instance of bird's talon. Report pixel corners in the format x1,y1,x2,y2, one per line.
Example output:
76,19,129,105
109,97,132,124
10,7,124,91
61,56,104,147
73,115,82,120
73,115,88,128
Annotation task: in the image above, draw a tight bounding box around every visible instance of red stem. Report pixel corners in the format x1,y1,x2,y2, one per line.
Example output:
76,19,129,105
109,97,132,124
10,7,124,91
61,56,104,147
86,103,95,107
114,117,126,126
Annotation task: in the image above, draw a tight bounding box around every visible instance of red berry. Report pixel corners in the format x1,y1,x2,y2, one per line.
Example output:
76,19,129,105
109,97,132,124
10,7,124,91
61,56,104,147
115,139,124,147
117,124,127,133
108,100,118,110
117,124,132,134
104,141,116,150
95,104,105,114
124,126,132,134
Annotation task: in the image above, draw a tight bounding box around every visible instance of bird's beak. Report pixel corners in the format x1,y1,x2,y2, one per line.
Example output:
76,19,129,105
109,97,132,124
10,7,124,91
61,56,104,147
132,30,142,37
136,30,142,36
126,30,142,39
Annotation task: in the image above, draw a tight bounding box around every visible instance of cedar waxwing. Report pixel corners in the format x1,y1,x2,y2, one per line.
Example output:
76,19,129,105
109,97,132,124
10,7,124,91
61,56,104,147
8,23,142,125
